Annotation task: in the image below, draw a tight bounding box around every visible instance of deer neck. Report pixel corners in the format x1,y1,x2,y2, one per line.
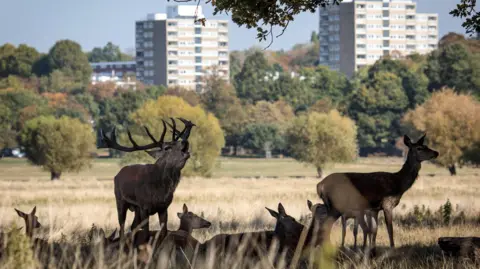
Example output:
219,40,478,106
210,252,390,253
26,221,33,238
177,220,193,235
396,151,421,194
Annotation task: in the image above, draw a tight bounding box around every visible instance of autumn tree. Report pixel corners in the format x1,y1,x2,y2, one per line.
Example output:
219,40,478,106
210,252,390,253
402,88,480,175
20,116,96,180
164,86,201,106
285,110,357,178
122,96,224,177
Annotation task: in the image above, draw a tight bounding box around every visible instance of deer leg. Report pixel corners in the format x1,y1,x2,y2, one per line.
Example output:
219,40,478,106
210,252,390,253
384,209,395,248
356,214,371,250
117,201,128,240
353,217,358,249
341,216,346,247
371,211,379,249
158,211,168,241
131,207,141,231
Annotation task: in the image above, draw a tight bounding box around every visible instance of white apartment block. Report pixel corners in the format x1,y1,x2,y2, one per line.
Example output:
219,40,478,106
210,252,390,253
135,5,229,92
319,0,439,77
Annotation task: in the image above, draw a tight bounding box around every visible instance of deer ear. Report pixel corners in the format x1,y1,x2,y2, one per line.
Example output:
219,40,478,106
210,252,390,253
265,207,279,219
403,135,412,147
307,200,313,211
183,204,188,213
416,133,426,145
31,206,36,215
177,212,183,219
278,203,286,216
15,208,26,218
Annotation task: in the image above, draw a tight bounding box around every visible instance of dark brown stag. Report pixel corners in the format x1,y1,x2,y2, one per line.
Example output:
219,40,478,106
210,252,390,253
317,134,439,249
99,118,195,241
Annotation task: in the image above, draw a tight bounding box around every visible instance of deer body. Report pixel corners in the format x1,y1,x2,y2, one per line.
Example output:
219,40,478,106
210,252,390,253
100,118,195,241
317,134,438,249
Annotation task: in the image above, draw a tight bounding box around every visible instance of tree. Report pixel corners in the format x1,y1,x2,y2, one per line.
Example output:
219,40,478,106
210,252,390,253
234,50,272,102
0,44,41,78
285,110,357,178
348,70,409,155
425,43,480,98
241,123,284,157
449,0,480,35
268,74,313,110
47,40,92,84
123,96,225,176
87,42,133,62
19,116,96,180
402,88,480,175
248,100,295,127
301,66,351,108
164,86,201,106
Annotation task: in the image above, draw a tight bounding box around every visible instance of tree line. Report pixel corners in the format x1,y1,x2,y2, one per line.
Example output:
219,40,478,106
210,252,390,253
1,33,479,178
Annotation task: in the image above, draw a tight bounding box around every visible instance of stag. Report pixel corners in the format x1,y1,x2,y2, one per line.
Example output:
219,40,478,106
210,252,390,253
100,118,195,241
317,134,439,249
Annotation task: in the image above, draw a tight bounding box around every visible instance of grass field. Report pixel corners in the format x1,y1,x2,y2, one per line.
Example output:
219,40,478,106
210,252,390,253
0,157,479,268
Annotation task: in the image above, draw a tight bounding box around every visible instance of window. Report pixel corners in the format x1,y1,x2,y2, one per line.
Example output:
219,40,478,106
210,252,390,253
406,45,416,50
382,10,389,17
168,22,177,26
145,51,154,57
168,32,177,36
383,40,390,47
383,21,389,27
357,24,366,29
428,16,437,21
383,3,389,8
357,14,366,19
406,5,415,9
144,41,153,48
219,42,228,47
195,47,202,53
168,41,178,46
195,66,202,72
357,54,366,59
383,30,389,37
195,37,201,44
219,51,228,56
406,35,415,40
195,28,201,34
136,51,144,57
357,34,366,39
406,25,415,30
168,51,178,56
406,15,415,20
195,56,202,63
168,60,177,65
357,44,366,49
356,4,365,8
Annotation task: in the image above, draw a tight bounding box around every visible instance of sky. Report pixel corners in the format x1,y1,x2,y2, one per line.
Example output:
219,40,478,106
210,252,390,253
0,0,469,53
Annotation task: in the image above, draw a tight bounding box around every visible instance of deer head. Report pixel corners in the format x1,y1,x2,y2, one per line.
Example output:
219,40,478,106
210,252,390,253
177,204,211,232
14,206,41,238
404,134,439,162
100,117,195,170
266,203,304,243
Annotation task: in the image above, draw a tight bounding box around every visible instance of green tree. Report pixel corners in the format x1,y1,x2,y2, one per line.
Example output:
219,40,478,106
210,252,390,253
348,71,409,155
20,116,96,180
241,123,284,157
301,66,351,108
47,40,92,84
122,96,224,176
285,110,357,177
87,42,133,62
268,74,313,110
234,50,272,102
425,43,480,98
0,44,41,78
164,86,201,106
402,88,480,175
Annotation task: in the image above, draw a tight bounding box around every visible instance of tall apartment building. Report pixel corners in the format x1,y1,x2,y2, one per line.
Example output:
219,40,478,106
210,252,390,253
319,0,438,77
135,5,229,92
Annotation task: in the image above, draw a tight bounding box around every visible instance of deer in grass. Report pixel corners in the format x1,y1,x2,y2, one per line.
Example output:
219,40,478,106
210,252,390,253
197,203,311,268
317,134,439,249
139,204,211,268
339,211,379,249
99,118,195,242
14,206,41,238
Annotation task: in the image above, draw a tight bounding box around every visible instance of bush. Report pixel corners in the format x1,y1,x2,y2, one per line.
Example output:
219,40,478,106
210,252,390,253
285,110,357,177
20,115,96,180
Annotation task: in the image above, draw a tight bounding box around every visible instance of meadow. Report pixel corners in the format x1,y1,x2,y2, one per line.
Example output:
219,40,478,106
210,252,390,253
0,157,479,268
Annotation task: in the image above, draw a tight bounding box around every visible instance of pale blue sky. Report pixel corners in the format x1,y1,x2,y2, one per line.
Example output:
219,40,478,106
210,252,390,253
0,0,468,53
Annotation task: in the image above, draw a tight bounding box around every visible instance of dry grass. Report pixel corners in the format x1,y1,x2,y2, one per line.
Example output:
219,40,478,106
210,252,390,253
0,157,479,268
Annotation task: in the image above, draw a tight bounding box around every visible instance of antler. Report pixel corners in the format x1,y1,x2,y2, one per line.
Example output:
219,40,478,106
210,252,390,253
165,118,196,141
99,120,168,152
